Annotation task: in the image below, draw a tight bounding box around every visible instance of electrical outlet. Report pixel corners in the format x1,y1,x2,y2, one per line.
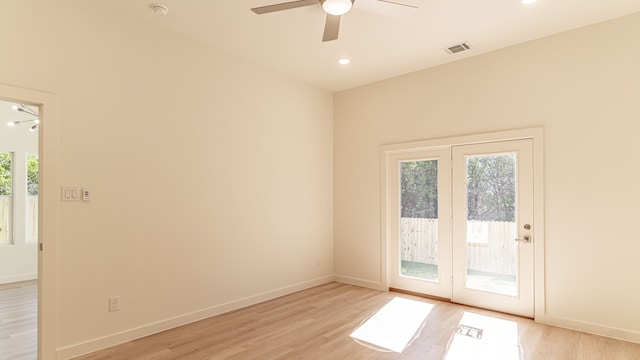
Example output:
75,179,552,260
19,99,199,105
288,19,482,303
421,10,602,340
109,296,120,312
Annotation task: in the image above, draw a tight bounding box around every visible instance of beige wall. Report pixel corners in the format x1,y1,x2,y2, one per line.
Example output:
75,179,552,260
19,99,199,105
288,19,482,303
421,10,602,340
0,0,333,356
334,12,640,340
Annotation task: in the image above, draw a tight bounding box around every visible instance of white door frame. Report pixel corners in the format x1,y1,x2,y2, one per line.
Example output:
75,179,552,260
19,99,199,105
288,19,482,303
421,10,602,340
0,83,59,360
381,127,544,318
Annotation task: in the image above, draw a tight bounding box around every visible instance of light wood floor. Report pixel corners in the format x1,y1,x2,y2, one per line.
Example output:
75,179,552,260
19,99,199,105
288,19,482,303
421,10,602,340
72,282,640,360
0,280,37,360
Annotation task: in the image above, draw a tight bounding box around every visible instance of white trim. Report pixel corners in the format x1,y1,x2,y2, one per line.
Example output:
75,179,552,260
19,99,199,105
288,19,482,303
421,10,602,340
537,315,640,344
531,128,545,322
0,83,59,360
334,275,386,291
380,127,545,319
56,276,334,360
381,127,543,153
380,147,390,292
0,272,37,284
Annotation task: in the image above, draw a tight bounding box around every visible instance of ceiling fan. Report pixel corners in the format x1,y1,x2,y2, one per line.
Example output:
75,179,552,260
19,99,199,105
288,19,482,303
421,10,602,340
251,0,417,42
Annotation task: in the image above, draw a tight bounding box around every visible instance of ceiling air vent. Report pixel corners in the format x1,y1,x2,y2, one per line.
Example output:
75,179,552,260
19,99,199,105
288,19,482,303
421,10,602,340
444,42,471,55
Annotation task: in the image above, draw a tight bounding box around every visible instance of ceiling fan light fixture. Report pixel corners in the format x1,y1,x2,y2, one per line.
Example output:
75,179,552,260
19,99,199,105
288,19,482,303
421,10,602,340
322,0,353,16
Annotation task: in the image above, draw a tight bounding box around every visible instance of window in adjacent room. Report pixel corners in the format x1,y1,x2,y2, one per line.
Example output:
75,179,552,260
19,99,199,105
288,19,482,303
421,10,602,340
0,152,13,245
26,153,38,243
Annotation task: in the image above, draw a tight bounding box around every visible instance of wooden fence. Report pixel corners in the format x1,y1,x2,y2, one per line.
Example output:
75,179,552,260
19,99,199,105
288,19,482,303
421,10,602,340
400,218,517,276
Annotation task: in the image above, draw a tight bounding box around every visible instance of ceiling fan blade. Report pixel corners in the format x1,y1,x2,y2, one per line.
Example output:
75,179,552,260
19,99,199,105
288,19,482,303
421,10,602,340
322,14,340,42
251,0,319,14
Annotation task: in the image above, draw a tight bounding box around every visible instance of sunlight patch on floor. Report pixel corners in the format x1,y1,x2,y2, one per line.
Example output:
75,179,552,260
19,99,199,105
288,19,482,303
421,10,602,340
444,312,520,360
349,297,433,353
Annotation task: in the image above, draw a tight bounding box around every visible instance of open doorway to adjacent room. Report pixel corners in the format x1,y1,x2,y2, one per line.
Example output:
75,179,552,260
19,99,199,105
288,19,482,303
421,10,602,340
0,98,39,359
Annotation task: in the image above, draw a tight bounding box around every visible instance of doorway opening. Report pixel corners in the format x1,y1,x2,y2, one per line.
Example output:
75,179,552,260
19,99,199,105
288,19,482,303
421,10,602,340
0,83,58,360
0,99,39,359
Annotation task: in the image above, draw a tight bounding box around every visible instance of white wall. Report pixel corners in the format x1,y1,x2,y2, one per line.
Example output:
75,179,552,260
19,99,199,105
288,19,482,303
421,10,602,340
334,12,640,341
0,0,333,357
0,101,38,284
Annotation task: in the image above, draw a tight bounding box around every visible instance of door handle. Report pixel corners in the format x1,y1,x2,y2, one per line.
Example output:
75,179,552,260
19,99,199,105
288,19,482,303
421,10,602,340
515,235,531,243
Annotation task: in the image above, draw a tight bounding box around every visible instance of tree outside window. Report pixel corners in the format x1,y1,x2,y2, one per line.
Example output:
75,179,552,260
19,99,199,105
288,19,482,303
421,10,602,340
27,154,38,196
399,154,516,222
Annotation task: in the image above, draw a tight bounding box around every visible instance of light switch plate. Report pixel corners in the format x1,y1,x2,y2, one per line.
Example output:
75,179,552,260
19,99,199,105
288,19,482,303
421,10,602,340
61,186,81,202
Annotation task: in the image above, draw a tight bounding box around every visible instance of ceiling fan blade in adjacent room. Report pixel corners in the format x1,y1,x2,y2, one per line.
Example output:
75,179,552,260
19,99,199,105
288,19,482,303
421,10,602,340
251,0,319,14
322,14,340,42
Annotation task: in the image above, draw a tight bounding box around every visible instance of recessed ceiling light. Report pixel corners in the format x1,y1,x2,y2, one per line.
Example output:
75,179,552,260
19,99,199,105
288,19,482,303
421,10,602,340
338,58,351,65
522,0,537,4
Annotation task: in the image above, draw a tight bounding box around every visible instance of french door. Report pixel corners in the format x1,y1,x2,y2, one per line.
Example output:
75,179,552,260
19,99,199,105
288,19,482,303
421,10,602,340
451,139,534,317
388,139,535,317
388,148,451,298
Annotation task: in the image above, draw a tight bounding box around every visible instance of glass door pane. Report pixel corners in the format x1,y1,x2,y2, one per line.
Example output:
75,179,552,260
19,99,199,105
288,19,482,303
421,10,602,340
464,153,518,296
400,160,439,282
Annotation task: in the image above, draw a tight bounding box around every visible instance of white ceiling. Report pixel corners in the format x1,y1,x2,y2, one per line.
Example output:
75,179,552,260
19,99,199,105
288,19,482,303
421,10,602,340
99,0,640,92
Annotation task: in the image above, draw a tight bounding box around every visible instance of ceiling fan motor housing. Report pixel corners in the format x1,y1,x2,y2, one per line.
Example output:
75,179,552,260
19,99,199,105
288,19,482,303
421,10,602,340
321,0,354,16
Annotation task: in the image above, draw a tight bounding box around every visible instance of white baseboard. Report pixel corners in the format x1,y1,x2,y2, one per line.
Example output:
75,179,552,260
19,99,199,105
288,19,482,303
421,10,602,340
55,275,640,359
56,275,334,360
0,272,37,285
536,315,640,344
334,275,386,291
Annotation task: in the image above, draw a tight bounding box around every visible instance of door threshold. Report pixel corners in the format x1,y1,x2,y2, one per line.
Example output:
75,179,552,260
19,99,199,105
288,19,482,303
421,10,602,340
389,287,451,303
389,287,534,320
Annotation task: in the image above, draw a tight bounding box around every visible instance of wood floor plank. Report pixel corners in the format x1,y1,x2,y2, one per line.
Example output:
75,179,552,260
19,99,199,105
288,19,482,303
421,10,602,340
0,280,37,360
71,282,640,360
